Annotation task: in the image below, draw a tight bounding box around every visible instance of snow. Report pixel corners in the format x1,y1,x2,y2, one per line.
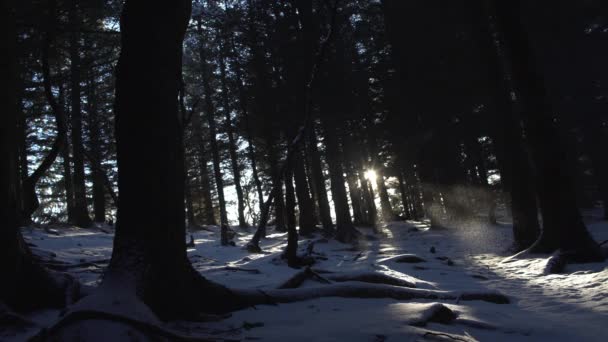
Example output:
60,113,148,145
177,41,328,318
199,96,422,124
11,215,608,341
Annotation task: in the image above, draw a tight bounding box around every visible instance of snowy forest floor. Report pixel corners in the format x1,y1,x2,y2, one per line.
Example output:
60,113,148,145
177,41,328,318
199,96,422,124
12,212,608,341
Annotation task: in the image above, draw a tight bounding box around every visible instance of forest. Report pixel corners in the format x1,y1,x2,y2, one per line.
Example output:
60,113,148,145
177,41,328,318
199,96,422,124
1,0,607,341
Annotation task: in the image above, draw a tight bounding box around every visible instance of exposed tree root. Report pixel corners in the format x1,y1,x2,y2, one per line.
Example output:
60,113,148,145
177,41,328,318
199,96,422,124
30,310,228,342
543,250,570,274
422,331,475,342
277,267,332,289
234,282,509,305
408,303,457,327
383,254,427,263
205,266,261,274
324,271,417,288
42,259,110,271
277,267,421,289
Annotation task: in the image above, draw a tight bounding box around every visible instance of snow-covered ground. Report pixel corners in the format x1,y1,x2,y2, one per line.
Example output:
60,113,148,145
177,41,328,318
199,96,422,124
13,216,608,341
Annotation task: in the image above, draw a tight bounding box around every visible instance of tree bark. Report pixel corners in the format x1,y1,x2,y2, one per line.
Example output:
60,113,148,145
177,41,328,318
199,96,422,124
397,169,412,220
293,148,316,236
1,0,67,311
321,117,358,242
307,126,334,234
59,86,76,223
218,40,247,228
269,139,286,232
86,68,106,223
68,0,92,227
21,3,67,222
284,165,299,266
490,0,603,260
197,19,229,243
108,0,240,319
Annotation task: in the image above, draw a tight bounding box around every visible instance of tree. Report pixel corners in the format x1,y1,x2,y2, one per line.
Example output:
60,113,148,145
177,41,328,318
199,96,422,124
1,0,68,312
489,0,604,264
68,0,92,227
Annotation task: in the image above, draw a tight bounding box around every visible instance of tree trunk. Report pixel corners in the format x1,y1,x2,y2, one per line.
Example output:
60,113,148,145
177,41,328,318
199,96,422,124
293,148,316,236
269,139,286,232
322,117,358,242
231,46,265,217
192,113,216,226
397,169,412,220
345,164,365,226
21,3,68,221
307,127,334,234
284,165,298,266
197,20,229,243
490,0,603,260
108,0,240,319
86,69,106,223
1,0,67,311
59,86,76,223
69,0,92,227
218,42,247,228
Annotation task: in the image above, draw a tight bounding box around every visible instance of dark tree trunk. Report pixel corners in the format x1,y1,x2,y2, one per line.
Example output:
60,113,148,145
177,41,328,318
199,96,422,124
307,126,334,234
231,48,265,217
269,139,286,232
185,172,197,228
322,117,358,242
59,87,76,223
303,148,321,225
490,0,603,260
21,3,68,221
397,169,412,220
197,20,229,243
581,118,608,219
284,165,298,266
192,113,216,225
293,148,316,236
1,0,66,311
358,158,377,226
218,43,247,228
68,0,92,227
108,0,240,319
86,71,106,223
376,173,394,221
345,164,365,226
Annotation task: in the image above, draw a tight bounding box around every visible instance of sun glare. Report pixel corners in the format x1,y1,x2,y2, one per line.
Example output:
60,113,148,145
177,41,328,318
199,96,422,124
364,169,377,183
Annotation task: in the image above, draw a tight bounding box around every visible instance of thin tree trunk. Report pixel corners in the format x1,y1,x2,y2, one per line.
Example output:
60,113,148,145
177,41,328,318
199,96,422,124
68,0,91,227
293,147,316,236
397,169,412,220
218,41,247,228
59,86,76,223
307,126,334,234
197,19,229,243
21,5,67,221
269,139,286,232
192,114,216,225
284,165,298,266
86,69,106,223
230,45,265,216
